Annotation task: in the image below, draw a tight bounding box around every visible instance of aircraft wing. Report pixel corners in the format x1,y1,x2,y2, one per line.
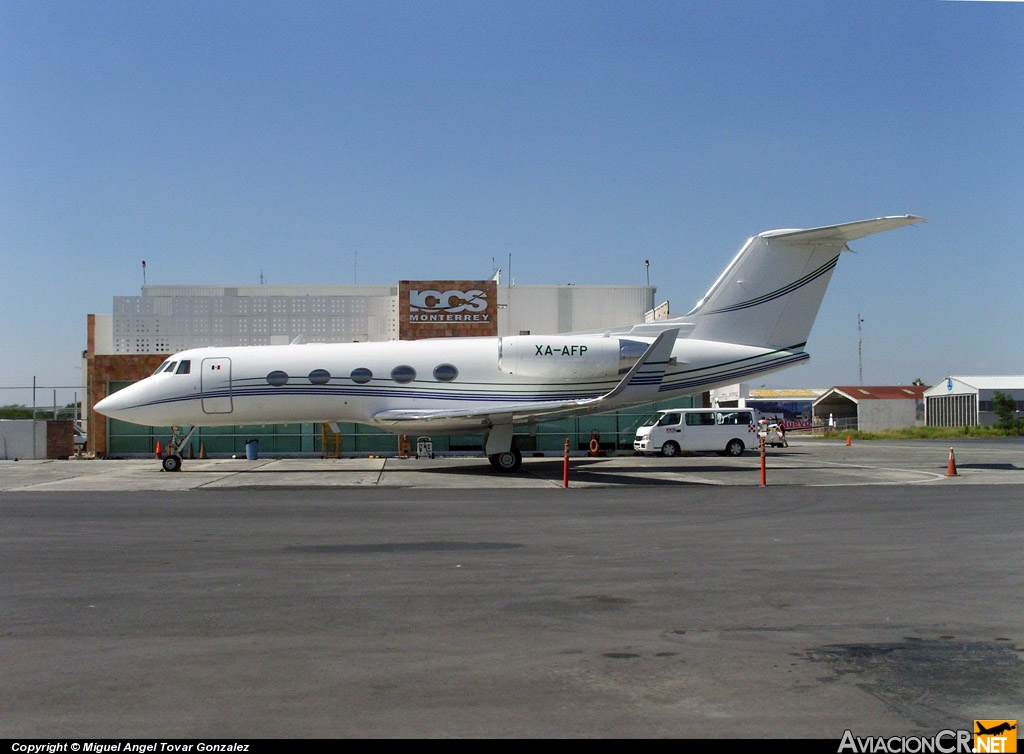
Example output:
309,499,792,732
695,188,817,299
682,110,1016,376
373,396,610,428
372,329,679,427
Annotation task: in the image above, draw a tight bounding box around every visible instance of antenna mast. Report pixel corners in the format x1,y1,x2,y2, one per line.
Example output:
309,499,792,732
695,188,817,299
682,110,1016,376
858,313,864,384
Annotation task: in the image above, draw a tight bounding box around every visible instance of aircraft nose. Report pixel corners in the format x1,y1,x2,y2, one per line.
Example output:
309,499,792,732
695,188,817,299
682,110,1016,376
94,385,143,422
94,387,135,420
93,376,190,427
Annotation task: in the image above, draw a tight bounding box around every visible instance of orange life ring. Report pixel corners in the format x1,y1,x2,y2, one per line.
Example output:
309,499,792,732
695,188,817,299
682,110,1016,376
589,438,599,453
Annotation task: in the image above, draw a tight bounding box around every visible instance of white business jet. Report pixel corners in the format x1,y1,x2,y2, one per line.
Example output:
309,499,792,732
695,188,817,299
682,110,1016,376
95,215,923,472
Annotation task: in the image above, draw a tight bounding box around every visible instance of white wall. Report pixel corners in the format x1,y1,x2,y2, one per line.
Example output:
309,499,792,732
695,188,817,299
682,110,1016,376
0,420,47,460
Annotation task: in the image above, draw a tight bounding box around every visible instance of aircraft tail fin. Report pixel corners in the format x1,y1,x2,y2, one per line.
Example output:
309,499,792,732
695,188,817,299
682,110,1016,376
685,215,924,349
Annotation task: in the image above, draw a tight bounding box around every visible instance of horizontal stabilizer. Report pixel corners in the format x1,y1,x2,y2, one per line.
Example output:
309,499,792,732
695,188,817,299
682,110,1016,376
760,215,925,244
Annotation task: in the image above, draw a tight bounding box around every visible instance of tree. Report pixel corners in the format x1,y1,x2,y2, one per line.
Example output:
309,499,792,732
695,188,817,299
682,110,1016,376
0,404,35,419
991,391,1020,432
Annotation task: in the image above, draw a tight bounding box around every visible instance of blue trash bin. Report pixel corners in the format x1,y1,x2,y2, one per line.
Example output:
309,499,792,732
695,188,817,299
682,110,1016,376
245,439,259,461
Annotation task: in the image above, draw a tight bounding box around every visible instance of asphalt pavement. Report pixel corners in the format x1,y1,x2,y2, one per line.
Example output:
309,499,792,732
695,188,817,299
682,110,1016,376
2,439,1022,738
4,437,1024,490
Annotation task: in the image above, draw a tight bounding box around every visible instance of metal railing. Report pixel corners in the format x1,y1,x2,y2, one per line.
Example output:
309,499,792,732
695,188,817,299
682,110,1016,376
811,416,858,434
0,381,83,422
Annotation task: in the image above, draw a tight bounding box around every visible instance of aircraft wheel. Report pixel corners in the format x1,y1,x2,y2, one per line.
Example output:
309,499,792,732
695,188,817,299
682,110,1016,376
660,441,680,458
162,454,183,472
725,439,745,457
488,448,522,472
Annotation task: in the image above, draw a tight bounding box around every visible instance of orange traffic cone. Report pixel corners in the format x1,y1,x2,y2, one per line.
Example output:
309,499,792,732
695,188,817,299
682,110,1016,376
846,436,851,447
155,441,162,458
199,442,207,459
946,447,958,477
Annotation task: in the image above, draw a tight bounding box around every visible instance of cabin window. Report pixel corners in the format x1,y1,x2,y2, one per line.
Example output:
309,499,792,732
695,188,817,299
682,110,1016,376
391,365,416,384
685,412,716,427
433,364,458,382
175,360,191,375
717,411,752,426
162,361,178,373
267,370,289,387
309,369,331,385
350,368,373,384
153,360,171,375
657,413,681,427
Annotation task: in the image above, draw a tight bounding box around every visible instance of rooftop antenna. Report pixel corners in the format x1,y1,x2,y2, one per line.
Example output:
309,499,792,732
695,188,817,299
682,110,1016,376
259,269,265,285
858,312,864,384
142,260,147,286
645,259,650,287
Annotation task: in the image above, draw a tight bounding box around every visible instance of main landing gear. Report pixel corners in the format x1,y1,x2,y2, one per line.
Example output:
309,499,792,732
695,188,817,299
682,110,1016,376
485,428,523,472
488,445,523,472
160,426,197,472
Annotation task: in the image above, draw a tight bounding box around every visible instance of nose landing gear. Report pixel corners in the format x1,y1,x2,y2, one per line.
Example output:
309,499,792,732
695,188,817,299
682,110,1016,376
159,426,196,472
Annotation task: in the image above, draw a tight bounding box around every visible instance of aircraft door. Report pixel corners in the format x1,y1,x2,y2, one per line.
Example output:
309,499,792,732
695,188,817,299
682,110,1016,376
201,357,233,414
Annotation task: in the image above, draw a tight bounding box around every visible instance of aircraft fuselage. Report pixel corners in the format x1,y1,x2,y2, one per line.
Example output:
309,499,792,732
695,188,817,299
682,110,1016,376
97,334,803,434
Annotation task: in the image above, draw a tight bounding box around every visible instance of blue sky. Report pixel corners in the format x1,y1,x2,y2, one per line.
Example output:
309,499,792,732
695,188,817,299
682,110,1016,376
2,0,1022,404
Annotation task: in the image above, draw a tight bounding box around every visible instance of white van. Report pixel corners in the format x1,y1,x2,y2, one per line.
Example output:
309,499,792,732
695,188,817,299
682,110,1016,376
633,408,756,457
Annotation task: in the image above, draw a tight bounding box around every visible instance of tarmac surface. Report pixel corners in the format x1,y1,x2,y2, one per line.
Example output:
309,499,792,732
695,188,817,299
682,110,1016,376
5,437,1024,490
2,439,1023,738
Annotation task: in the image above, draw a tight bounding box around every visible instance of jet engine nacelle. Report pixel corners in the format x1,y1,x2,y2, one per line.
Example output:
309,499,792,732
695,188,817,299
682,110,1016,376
499,335,650,379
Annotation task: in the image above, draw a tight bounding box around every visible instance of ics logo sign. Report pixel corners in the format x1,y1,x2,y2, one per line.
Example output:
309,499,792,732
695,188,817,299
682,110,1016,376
409,288,490,322
410,289,488,313
399,280,497,338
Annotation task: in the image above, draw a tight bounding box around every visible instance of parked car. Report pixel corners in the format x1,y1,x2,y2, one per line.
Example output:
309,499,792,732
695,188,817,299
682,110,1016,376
634,408,756,457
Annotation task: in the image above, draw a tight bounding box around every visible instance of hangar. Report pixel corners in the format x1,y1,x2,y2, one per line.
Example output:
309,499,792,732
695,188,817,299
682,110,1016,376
923,376,1024,427
85,279,695,457
812,386,929,433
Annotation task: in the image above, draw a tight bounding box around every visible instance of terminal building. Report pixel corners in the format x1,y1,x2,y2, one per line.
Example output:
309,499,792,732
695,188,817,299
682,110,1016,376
85,279,698,457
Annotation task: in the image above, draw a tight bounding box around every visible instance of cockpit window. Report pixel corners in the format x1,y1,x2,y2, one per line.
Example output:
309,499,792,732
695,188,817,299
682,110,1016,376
153,360,171,375
175,360,191,375
162,361,178,374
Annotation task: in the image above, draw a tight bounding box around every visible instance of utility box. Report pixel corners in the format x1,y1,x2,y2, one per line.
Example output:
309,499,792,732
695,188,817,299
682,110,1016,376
398,434,411,458
416,437,434,459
